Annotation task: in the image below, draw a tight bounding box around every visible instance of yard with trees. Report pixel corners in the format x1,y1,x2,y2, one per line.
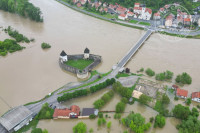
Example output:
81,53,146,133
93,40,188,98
121,113,152,133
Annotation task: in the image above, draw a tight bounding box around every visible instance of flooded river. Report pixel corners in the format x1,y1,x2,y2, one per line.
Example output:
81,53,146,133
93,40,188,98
0,0,144,115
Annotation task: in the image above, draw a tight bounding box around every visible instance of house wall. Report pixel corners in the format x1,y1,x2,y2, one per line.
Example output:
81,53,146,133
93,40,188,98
192,98,200,102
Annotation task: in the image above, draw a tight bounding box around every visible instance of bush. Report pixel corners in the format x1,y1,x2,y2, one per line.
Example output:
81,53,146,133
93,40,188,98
174,96,179,101
145,68,155,76
139,67,144,72
107,121,112,129
114,113,121,119
89,114,96,119
138,94,151,105
161,94,170,105
41,42,51,49
186,98,191,105
31,128,42,133
36,103,54,120
116,102,126,113
73,122,87,133
154,115,166,128
150,117,154,123
98,112,103,118
175,72,192,84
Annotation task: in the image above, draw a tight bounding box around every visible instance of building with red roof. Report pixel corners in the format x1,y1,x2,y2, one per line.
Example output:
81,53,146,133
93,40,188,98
118,14,127,20
116,7,127,14
53,105,80,119
134,3,140,8
127,11,134,16
176,88,188,99
159,8,165,13
184,18,191,25
154,12,160,20
191,92,200,102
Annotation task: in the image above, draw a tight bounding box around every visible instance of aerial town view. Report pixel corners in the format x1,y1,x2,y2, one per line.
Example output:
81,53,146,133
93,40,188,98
0,0,200,133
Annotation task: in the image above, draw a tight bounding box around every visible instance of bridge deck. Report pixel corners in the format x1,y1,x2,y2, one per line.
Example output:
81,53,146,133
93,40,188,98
117,30,153,68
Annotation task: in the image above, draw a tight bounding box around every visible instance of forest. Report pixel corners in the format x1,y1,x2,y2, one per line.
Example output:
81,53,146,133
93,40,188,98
0,0,43,22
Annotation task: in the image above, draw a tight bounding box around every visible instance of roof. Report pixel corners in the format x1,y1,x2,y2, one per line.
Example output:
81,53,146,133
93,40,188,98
192,92,200,99
160,8,164,11
135,3,140,5
172,85,179,89
116,7,126,12
176,88,188,97
53,105,80,117
119,14,126,17
154,12,160,16
127,11,134,15
134,7,142,10
84,48,90,53
60,50,67,56
184,18,191,22
82,108,95,116
132,90,143,99
0,106,33,132
145,8,152,14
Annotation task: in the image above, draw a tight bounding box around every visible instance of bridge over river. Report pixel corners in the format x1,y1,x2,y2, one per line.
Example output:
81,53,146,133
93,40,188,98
0,29,154,133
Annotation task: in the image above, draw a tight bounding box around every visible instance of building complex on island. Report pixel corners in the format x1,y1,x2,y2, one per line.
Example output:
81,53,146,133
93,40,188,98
59,48,101,79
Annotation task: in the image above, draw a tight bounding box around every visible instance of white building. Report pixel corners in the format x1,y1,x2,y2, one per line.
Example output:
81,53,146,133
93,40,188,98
60,50,68,63
84,48,90,59
118,14,127,20
133,3,152,20
192,92,200,103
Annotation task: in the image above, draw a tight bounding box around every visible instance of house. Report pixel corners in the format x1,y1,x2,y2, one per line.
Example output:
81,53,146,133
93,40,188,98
104,8,108,13
154,12,161,20
134,7,142,14
127,11,134,17
191,92,200,102
132,90,143,99
184,18,191,25
176,88,188,99
159,8,165,13
53,105,80,119
172,85,179,90
84,47,90,59
77,3,81,7
139,7,152,20
116,7,127,14
80,0,86,5
118,14,127,20
134,3,140,8
80,108,99,118
60,50,68,63
165,14,173,27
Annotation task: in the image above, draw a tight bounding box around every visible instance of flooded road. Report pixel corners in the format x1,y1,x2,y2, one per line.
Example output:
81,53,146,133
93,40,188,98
0,0,143,115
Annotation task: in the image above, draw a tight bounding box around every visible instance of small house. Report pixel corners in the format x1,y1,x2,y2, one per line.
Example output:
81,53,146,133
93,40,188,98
80,108,99,118
132,90,143,99
84,48,90,59
191,92,200,103
118,14,127,20
184,18,191,25
176,88,188,99
60,50,68,63
127,11,134,17
154,12,161,20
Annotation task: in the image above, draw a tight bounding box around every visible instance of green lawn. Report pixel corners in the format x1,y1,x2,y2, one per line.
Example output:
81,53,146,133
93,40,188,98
65,59,94,70
139,22,151,26
116,73,130,79
129,20,138,24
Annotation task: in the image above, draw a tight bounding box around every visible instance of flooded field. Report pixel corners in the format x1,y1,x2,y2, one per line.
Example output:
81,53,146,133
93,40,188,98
37,88,179,133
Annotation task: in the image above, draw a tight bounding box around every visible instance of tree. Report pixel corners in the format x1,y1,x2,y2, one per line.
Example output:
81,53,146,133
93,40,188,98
145,68,155,76
98,118,102,126
175,72,192,84
73,122,87,133
173,104,191,120
186,98,191,105
93,99,105,109
41,42,51,49
161,94,170,105
138,94,151,105
116,102,126,113
107,121,112,129
150,117,154,123
89,128,94,133
42,129,48,133
154,115,166,128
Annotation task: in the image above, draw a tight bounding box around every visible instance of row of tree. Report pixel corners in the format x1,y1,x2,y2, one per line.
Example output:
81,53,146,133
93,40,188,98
0,0,43,22
0,39,25,56
4,26,33,43
57,78,116,102
112,82,132,99
93,90,114,109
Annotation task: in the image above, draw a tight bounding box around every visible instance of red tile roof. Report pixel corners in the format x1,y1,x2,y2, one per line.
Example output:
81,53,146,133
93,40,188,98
127,11,134,15
176,88,188,97
135,3,140,5
119,14,126,17
145,8,152,14
154,12,160,16
134,7,142,10
184,18,191,22
53,105,80,118
192,92,200,99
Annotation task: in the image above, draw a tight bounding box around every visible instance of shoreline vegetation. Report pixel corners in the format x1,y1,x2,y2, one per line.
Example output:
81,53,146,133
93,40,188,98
0,0,43,22
57,0,200,39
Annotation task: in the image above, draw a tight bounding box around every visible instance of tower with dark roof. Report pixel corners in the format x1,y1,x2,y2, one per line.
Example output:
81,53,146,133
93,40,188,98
60,50,68,62
84,48,90,59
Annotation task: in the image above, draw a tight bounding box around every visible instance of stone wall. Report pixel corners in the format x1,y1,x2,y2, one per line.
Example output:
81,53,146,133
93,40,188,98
59,54,101,77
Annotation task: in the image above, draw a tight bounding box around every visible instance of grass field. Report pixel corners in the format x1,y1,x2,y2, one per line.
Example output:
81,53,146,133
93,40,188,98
139,22,151,26
65,59,94,70
129,20,138,24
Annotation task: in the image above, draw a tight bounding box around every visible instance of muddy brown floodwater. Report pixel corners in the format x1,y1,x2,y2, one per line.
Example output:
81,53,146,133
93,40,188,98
37,88,180,133
0,0,144,115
